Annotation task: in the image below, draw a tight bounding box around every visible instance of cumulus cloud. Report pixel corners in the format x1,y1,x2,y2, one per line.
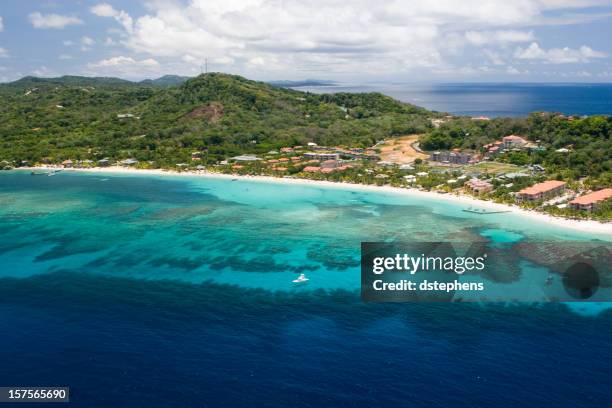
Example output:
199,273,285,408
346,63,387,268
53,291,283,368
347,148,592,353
79,0,610,79
29,12,83,29
90,56,159,68
90,3,133,33
83,0,605,77
515,42,606,63
87,56,161,77
81,36,95,51
465,30,534,45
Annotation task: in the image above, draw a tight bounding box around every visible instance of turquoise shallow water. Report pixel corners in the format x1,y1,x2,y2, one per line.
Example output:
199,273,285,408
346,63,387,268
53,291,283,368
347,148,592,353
0,170,608,292
1,170,611,407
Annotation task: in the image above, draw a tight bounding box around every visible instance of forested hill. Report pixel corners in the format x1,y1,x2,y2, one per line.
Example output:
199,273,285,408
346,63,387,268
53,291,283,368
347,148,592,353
0,73,432,165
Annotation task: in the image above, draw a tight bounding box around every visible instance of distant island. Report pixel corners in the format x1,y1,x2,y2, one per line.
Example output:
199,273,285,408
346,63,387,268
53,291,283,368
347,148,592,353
0,72,610,221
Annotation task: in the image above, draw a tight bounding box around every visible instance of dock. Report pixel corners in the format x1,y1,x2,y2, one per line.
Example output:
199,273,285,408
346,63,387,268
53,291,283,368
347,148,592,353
462,207,511,214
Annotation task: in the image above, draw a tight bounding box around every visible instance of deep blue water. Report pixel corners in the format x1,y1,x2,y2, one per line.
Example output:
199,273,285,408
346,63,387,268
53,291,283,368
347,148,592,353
294,83,612,117
0,171,611,407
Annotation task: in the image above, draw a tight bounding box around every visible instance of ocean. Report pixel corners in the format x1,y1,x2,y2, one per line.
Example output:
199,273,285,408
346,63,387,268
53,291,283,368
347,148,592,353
0,171,611,407
293,83,612,117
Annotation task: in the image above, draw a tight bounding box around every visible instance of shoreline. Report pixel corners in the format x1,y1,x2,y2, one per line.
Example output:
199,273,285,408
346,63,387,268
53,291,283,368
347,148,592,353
19,165,612,235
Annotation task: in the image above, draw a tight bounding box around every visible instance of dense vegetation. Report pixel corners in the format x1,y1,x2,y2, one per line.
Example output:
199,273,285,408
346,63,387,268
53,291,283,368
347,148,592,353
0,73,432,166
420,114,611,187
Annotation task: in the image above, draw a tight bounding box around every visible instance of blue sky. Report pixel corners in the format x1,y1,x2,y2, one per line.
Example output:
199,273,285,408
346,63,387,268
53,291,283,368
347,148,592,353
1,0,612,82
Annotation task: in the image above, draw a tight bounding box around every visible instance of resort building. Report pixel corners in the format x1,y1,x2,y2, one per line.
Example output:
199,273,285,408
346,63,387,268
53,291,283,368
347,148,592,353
230,155,261,162
120,158,138,166
429,150,476,164
502,135,527,149
303,152,340,161
517,180,566,202
98,158,110,167
62,159,73,168
569,189,612,212
464,178,493,194
321,160,339,169
303,166,321,173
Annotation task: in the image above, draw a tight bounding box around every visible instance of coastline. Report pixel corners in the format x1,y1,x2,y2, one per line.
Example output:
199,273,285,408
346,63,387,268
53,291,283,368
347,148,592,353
19,165,612,235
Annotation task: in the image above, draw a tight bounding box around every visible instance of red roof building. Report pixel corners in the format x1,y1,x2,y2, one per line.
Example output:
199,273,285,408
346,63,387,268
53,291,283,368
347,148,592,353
569,189,612,212
517,180,566,202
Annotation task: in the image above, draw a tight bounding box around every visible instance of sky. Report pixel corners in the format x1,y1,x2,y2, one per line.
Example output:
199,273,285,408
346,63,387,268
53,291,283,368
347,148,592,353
1,0,612,83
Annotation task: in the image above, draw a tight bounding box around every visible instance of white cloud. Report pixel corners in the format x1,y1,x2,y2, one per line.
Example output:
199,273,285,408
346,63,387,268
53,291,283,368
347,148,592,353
81,36,95,51
506,66,521,75
87,56,161,77
28,12,83,29
90,56,159,68
0,47,8,58
483,50,505,65
515,42,606,63
63,40,74,46
0,16,4,32
465,30,534,45
90,3,133,33
96,0,609,77
104,37,116,46
59,54,74,60
32,66,56,77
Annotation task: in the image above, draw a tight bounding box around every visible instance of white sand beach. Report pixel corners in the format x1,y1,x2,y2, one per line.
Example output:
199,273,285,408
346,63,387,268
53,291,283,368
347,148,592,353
22,166,612,235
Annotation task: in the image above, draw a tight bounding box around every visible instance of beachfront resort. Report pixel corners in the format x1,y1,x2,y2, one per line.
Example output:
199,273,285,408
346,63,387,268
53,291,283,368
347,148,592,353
7,129,611,222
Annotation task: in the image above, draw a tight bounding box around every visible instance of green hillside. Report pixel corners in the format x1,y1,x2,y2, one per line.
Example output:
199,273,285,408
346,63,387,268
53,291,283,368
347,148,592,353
0,73,432,166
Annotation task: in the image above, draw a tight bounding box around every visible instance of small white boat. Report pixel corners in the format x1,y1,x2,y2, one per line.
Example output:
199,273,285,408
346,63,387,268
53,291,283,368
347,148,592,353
292,273,309,283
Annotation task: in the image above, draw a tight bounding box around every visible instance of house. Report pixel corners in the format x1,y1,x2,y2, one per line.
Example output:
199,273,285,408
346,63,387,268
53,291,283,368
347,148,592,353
303,166,321,173
465,178,493,194
98,158,110,167
502,135,527,149
62,159,73,168
307,142,318,147
321,160,339,169
230,155,261,162
517,180,566,202
430,118,447,128
569,189,612,212
404,175,416,183
120,158,138,166
191,152,202,161
486,146,500,156
303,152,340,161
430,150,474,164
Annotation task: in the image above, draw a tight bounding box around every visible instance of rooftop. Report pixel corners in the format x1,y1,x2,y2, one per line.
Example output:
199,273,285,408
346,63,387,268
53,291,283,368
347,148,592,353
570,189,612,205
519,180,566,195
